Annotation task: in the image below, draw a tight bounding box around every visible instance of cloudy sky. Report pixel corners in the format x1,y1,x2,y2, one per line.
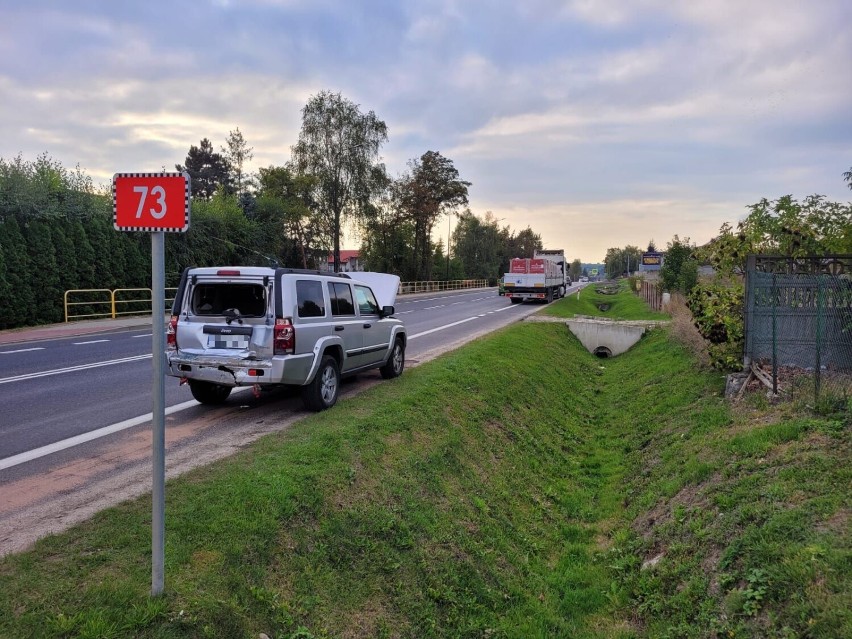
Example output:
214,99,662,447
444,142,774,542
2,0,850,262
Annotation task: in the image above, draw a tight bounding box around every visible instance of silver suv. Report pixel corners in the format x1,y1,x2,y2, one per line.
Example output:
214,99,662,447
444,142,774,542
166,267,406,411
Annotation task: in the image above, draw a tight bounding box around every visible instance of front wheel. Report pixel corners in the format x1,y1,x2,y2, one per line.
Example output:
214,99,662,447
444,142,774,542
188,380,232,405
301,355,340,411
380,338,405,379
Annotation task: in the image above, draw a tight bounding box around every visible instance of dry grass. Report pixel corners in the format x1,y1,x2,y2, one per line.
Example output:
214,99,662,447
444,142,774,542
666,292,711,368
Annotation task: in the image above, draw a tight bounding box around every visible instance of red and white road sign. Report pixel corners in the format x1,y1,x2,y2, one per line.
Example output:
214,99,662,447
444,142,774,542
113,172,191,232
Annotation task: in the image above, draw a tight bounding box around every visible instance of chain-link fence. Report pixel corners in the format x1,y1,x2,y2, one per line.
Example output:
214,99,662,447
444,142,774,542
745,255,852,410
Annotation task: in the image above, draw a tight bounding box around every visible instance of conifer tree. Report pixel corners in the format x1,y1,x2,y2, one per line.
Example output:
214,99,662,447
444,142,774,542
53,221,80,295
0,217,35,327
25,219,63,323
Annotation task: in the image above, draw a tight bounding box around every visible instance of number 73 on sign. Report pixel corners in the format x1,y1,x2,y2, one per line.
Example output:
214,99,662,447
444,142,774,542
113,172,191,233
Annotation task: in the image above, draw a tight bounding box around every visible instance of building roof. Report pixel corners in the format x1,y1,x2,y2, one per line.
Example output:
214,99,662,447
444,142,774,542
327,250,360,264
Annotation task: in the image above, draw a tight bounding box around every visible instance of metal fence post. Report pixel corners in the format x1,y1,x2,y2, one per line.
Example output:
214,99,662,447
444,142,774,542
772,272,778,394
743,255,756,370
815,276,823,404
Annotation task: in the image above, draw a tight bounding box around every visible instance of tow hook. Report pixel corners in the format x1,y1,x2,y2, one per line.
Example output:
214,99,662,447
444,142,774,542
179,377,188,386
252,384,262,398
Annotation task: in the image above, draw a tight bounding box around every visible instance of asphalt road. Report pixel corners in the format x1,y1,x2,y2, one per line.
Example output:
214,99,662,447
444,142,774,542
0,287,550,472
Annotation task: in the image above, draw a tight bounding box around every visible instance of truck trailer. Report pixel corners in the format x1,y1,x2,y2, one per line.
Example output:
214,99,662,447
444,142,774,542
503,249,569,303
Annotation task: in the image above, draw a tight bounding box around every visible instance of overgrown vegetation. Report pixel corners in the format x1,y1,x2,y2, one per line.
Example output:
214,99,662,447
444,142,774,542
541,280,670,321
2,292,847,638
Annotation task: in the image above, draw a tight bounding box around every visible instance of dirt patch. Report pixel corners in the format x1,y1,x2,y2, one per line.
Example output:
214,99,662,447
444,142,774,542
817,508,849,535
632,475,719,540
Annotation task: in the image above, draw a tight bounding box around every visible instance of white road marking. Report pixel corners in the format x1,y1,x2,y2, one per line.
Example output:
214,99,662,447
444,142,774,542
0,404,179,470
408,316,480,339
132,333,153,338
0,386,253,470
0,354,152,385
0,400,194,470
422,305,445,310
0,347,45,354
407,301,525,341
72,339,110,345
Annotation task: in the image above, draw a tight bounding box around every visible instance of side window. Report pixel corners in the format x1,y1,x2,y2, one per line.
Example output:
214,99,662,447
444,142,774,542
328,282,355,316
296,280,326,318
354,285,380,316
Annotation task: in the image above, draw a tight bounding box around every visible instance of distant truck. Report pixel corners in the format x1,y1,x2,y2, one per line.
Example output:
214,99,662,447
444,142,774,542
503,249,569,303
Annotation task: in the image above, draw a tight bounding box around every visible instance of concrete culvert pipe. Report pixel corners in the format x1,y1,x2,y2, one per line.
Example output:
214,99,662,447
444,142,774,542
593,346,612,358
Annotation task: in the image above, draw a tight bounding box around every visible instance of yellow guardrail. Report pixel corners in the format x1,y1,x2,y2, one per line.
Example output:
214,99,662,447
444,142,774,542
64,279,491,321
64,288,178,322
398,279,490,294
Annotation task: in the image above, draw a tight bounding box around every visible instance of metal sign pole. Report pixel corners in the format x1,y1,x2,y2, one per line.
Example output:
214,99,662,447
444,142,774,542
151,230,166,595
113,172,189,596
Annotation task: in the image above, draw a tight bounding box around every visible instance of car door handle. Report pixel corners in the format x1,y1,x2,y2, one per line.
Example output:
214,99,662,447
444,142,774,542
363,323,372,329
334,326,345,332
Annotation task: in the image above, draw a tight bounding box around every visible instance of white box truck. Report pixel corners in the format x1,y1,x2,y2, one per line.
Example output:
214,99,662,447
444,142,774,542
503,249,568,303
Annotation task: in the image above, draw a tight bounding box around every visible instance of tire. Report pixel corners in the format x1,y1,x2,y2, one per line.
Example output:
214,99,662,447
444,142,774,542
301,355,340,411
188,380,232,405
510,297,522,304
380,338,405,379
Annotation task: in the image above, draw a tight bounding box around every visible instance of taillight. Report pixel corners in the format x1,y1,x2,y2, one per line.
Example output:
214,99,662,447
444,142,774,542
167,315,178,349
274,318,294,354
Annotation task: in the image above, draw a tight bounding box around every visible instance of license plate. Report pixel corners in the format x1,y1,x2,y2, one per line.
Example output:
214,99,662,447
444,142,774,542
207,335,249,349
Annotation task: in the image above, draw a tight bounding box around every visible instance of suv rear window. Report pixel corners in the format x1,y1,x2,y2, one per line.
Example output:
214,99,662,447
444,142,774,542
191,283,267,317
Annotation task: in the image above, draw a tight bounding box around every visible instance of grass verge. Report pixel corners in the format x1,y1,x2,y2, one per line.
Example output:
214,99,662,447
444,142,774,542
0,305,848,638
541,282,670,321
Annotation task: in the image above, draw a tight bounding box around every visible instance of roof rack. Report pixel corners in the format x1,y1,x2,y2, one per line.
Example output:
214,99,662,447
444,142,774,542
274,268,351,279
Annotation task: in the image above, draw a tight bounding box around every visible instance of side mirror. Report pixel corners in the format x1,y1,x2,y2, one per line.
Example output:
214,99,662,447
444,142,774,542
380,305,395,317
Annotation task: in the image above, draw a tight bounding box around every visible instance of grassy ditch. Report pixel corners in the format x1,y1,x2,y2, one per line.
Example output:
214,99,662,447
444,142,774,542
543,282,670,321
0,298,848,638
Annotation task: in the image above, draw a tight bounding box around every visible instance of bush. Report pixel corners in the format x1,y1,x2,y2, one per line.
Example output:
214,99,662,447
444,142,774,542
660,237,698,294
687,282,744,370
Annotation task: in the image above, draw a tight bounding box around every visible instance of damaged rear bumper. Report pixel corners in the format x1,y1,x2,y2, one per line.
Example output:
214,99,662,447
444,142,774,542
166,350,314,386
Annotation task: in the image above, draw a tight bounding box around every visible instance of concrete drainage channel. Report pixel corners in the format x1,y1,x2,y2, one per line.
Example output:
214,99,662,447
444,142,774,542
527,315,670,358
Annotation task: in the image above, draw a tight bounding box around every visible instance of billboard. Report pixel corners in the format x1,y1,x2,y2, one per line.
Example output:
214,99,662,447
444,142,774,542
640,252,663,271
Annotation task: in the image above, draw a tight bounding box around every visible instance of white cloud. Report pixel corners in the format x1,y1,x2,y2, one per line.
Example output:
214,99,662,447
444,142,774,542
1,0,850,263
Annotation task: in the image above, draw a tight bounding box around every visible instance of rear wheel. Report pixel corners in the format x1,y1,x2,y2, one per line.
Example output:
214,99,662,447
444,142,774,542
510,297,522,304
188,380,232,405
380,338,405,379
301,355,340,411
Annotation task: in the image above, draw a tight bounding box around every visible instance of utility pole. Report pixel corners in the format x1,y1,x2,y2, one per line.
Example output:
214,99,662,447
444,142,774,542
446,213,451,280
